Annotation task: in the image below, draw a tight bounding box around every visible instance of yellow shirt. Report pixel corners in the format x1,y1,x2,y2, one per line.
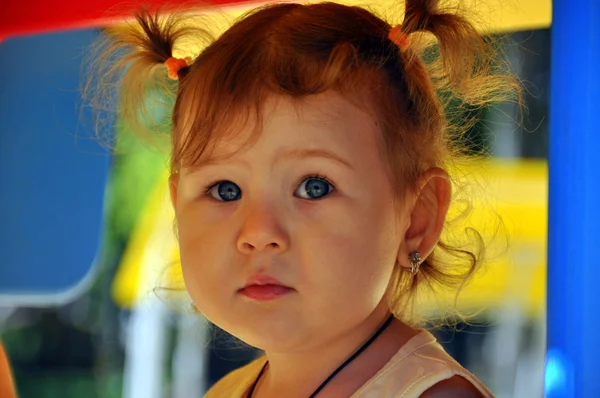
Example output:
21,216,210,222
205,330,494,397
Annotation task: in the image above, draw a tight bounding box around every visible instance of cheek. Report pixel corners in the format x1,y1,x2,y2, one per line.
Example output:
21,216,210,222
175,206,236,305
298,205,399,304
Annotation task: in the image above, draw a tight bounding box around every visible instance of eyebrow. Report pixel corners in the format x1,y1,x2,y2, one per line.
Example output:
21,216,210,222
278,148,355,171
187,147,355,173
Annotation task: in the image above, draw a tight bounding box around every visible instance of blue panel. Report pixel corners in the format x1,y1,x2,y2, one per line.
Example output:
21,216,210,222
547,0,600,397
0,29,110,302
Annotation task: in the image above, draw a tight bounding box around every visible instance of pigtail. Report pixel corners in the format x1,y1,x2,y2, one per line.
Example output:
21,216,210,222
401,0,519,106
134,11,177,64
83,8,214,149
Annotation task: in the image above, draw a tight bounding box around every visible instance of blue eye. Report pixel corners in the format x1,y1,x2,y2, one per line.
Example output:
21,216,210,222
295,176,334,200
207,181,242,202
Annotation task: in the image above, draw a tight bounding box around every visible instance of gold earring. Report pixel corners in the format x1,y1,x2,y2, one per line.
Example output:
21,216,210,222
408,251,421,275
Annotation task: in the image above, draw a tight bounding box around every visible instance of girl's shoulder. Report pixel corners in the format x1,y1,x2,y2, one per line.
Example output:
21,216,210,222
351,330,494,397
204,355,266,398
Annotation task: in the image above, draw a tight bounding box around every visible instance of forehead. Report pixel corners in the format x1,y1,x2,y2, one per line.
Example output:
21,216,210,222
200,92,382,163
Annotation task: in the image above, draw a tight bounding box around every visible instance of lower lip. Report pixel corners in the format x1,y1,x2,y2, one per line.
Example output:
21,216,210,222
239,285,294,301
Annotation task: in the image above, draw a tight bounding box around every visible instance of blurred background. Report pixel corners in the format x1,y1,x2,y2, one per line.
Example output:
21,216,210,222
0,1,551,397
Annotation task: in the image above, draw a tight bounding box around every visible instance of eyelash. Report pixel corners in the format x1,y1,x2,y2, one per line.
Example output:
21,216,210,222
302,174,336,189
202,174,336,196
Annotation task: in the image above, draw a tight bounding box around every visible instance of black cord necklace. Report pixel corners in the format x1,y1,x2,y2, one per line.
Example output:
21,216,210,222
247,314,395,398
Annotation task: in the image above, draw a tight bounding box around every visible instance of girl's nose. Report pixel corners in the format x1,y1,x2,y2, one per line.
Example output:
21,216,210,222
236,201,290,254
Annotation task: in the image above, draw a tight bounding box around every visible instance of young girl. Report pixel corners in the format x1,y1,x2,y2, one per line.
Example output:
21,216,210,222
93,0,517,396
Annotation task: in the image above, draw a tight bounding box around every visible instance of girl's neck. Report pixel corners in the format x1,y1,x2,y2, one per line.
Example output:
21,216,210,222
251,309,419,398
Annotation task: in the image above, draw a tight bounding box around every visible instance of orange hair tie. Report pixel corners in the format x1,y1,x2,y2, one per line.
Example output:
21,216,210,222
164,57,190,80
388,25,411,51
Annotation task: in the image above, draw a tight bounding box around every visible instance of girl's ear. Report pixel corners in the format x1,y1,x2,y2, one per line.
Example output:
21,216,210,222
169,173,179,211
397,167,452,269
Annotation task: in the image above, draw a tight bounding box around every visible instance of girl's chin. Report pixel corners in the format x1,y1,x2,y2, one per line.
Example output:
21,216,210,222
231,321,309,352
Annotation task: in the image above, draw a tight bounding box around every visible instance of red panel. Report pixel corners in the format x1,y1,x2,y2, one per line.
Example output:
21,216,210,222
1,0,266,40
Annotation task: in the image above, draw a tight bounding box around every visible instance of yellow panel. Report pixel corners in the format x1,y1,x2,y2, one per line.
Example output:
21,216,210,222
111,170,173,307
338,0,551,32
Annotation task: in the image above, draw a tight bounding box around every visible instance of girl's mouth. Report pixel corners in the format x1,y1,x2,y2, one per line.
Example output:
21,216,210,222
239,284,294,301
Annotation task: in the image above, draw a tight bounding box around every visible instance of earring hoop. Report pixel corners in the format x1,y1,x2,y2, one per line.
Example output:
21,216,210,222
408,251,421,275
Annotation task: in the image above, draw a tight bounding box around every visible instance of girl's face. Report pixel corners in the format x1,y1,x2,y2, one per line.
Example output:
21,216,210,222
171,92,410,351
